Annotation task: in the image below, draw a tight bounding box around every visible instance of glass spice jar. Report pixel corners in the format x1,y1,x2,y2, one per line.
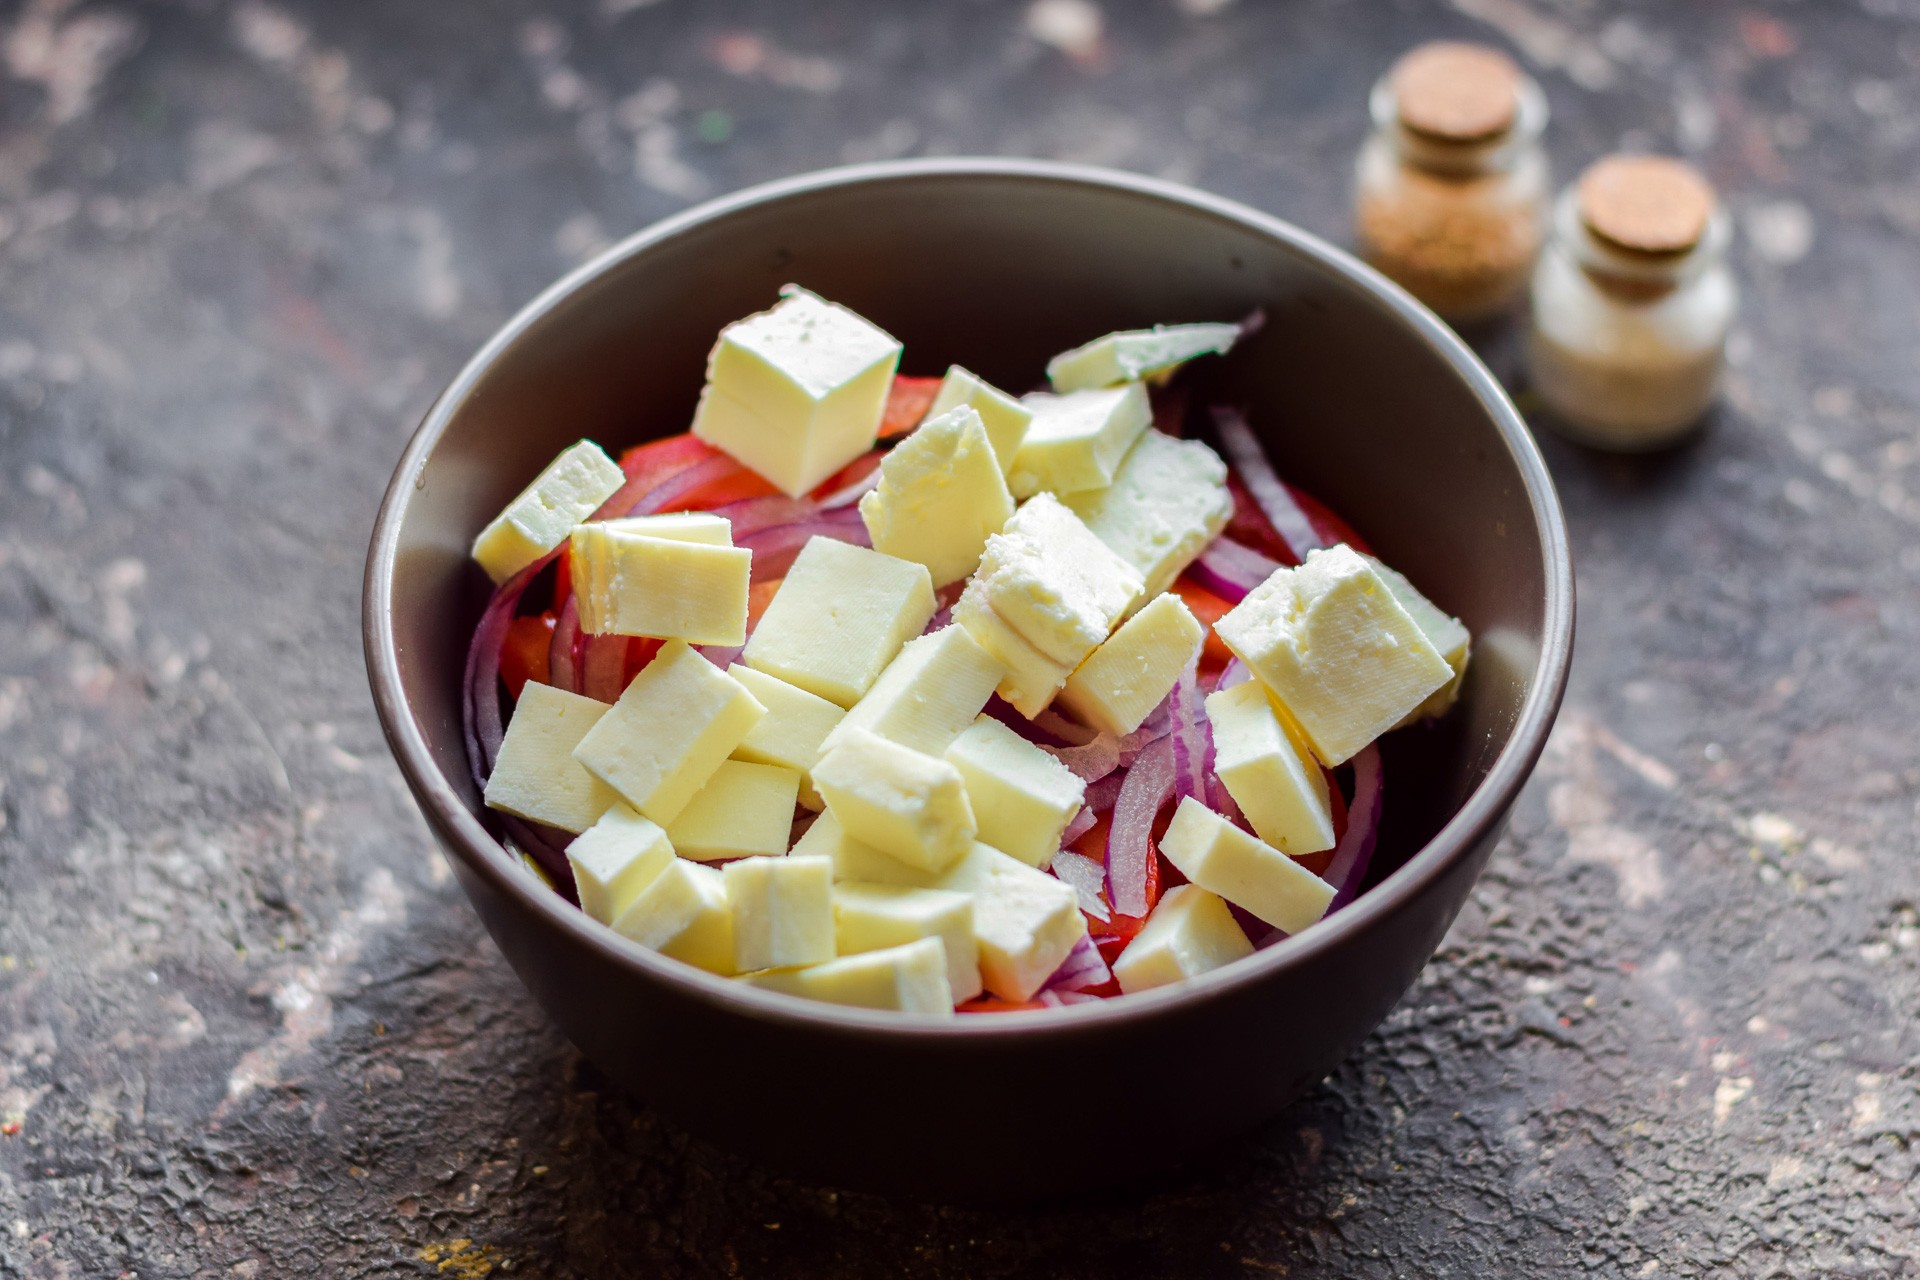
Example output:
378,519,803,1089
1526,155,1737,450
1353,41,1551,324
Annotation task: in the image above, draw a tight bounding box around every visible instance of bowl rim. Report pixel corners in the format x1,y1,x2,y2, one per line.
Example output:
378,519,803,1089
363,156,1573,1040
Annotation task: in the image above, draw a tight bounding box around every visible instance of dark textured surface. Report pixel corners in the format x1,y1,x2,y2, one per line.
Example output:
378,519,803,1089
0,0,1915,1275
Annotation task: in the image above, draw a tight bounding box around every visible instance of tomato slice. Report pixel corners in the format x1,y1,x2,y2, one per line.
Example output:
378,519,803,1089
621,637,664,686
662,465,780,512
617,433,723,482
500,613,556,699
748,576,784,627
1173,576,1236,674
880,375,943,438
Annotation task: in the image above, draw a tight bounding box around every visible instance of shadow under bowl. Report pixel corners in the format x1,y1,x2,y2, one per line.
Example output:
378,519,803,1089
364,159,1573,1202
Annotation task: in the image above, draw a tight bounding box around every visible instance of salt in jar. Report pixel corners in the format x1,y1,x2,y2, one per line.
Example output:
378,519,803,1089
1353,41,1551,324
1526,155,1737,450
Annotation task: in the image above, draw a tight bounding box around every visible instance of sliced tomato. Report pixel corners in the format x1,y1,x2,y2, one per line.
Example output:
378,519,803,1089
661,465,780,512
617,433,722,482
500,613,556,700
1225,473,1298,565
880,375,943,438
748,576,784,627
621,637,665,686
808,448,886,500
1291,768,1347,877
1173,576,1236,674
1295,488,1372,555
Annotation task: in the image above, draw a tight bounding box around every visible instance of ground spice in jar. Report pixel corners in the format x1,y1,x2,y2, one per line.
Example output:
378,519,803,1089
1526,155,1738,449
1352,42,1551,324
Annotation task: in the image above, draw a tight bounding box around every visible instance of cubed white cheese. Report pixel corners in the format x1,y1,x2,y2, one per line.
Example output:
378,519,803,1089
470,440,625,584
833,882,982,1003
743,536,935,708
741,937,954,1015
858,405,1015,586
1045,322,1242,392
483,681,621,834
923,365,1032,473
724,854,835,972
823,625,1004,758
691,287,902,496
1063,430,1233,598
571,640,766,823
726,665,845,803
665,759,802,861
1204,679,1334,855
1110,884,1253,994
812,729,976,873
792,811,938,887
568,520,752,646
1008,382,1151,498
968,493,1143,669
595,511,733,544
1366,556,1472,724
942,715,1084,869
951,582,1075,718
566,804,676,924
933,842,1087,1002
1158,796,1334,934
1214,544,1452,766
1059,592,1205,736
612,858,736,974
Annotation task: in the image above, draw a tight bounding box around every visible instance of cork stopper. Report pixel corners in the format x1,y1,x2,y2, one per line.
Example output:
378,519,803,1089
1577,155,1716,255
1389,42,1522,142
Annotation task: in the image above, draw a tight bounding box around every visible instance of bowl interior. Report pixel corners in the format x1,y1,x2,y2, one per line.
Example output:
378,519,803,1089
380,162,1559,964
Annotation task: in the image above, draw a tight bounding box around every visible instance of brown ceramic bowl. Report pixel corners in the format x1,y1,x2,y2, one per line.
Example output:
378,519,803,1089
363,159,1572,1200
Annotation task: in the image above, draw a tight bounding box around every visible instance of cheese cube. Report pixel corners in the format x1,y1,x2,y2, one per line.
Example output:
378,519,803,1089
1214,544,1452,766
1059,593,1205,736
1204,680,1335,855
951,583,1075,717
571,641,765,823
470,440,625,583
923,365,1033,473
1366,556,1472,723
742,937,954,1015
743,537,935,707
1063,430,1233,598
666,760,802,861
596,511,733,544
1045,322,1242,392
812,729,976,873
724,854,835,971
612,859,736,974
933,842,1087,1002
691,288,902,496
566,805,676,924
942,716,1084,868
727,665,845,801
1007,383,1151,498
1110,884,1254,994
833,882,982,1003
568,521,751,645
1159,797,1335,934
483,681,621,834
969,494,1143,669
824,625,1004,758
858,405,1015,586
793,811,938,887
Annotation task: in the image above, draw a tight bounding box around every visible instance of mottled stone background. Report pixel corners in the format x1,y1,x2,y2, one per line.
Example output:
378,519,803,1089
1,0,1916,1275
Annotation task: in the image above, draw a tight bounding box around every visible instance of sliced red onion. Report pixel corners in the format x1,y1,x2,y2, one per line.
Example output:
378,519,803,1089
1190,536,1281,603
1107,735,1174,918
462,577,525,790
1040,933,1111,992
1031,707,1098,746
1036,990,1102,1007
1215,657,1251,692
1051,849,1111,922
1042,734,1123,784
1082,772,1125,814
697,643,745,668
1059,807,1098,849
597,451,739,521
1324,743,1384,911
580,633,630,703
1213,407,1323,561
548,597,582,693
1167,657,1211,804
